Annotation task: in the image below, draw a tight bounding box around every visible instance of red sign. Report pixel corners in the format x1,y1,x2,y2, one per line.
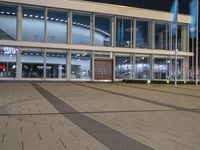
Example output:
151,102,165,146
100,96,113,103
0,65,6,69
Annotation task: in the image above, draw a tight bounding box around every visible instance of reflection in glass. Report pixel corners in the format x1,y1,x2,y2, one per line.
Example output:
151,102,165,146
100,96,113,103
22,7,44,42
155,23,169,50
46,51,66,78
116,18,131,47
94,16,111,46
71,53,91,79
115,56,131,79
171,58,183,80
0,46,17,77
21,50,44,78
0,5,17,40
154,58,168,79
47,10,67,43
136,21,149,48
72,14,90,45
135,57,150,79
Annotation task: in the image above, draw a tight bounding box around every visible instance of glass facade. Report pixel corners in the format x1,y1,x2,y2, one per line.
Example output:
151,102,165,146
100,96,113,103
116,18,131,47
71,52,91,79
0,46,17,77
135,56,150,79
72,14,90,45
94,15,111,46
115,55,132,79
46,50,67,78
22,7,44,42
21,49,44,78
155,23,169,50
47,10,67,43
136,21,150,48
0,5,17,40
0,3,190,81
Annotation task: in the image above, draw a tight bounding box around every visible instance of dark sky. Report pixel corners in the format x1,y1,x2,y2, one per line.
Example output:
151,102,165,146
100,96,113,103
84,0,192,14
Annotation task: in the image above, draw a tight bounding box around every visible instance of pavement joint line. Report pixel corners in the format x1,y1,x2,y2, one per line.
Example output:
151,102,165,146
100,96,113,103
116,83,200,99
168,138,195,149
2,134,5,143
69,130,77,138
73,83,200,114
32,83,154,150
59,138,67,149
1,108,200,116
22,141,24,150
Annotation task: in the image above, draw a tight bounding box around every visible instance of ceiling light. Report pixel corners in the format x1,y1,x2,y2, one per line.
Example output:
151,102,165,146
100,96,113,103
29,15,33,17
56,18,59,21
0,11,4,14
60,19,64,22
12,13,15,15
41,16,44,19
64,20,67,22
35,15,38,18
50,18,54,20
6,12,10,15
24,14,27,16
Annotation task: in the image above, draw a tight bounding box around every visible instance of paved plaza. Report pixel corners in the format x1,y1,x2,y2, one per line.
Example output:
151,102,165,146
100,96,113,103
0,82,200,150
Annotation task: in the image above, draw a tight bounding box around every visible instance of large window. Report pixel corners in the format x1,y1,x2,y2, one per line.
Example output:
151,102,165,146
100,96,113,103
0,46,17,78
94,15,111,46
22,7,44,42
72,14,90,45
136,21,150,48
116,18,131,47
0,4,17,40
71,52,91,79
135,56,150,79
46,50,67,79
47,10,67,43
154,58,168,79
115,55,132,79
155,23,169,50
21,49,44,78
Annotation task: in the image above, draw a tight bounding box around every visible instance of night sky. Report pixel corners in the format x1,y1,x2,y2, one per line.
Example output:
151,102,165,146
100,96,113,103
84,0,192,14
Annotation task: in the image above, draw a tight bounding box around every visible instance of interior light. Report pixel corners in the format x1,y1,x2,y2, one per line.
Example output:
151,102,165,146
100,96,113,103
50,18,54,20
56,18,59,21
60,19,64,22
12,13,15,15
35,15,38,18
24,14,27,16
64,20,67,22
47,17,49,19
6,12,10,15
0,11,4,14
30,15,33,17
41,16,44,19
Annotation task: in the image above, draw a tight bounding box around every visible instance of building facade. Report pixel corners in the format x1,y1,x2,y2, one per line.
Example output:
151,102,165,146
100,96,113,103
0,0,193,81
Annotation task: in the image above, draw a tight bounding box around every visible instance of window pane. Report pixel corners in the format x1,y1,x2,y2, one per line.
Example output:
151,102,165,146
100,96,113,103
115,56,131,79
72,14,90,45
116,19,131,47
155,23,169,50
135,56,150,79
71,53,91,79
0,46,17,78
46,51,66,78
21,49,44,78
94,16,111,46
47,10,67,43
0,5,17,40
136,21,149,48
22,7,44,42
154,58,168,79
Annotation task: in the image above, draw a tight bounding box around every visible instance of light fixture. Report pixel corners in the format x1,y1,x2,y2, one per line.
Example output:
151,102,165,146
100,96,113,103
12,13,15,15
0,11,4,14
29,15,33,17
35,15,38,18
47,17,49,19
60,19,64,22
64,20,67,22
24,14,27,16
6,12,10,15
50,18,54,20
41,16,44,19
56,18,59,21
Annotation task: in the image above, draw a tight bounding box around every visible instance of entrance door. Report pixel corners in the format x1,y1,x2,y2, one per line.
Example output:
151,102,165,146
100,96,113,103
94,59,113,80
